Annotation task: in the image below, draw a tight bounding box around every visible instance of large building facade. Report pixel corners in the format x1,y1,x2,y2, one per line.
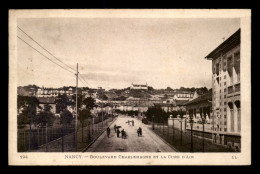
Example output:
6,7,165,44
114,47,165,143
206,29,241,150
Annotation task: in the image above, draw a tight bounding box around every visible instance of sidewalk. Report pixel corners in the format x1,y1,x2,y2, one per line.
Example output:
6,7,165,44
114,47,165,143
147,123,235,152
31,117,115,152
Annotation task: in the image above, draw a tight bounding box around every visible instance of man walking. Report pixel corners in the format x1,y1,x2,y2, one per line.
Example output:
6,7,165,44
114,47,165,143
114,124,117,133
117,128,120,138
139,127,142,136
107,127,110,138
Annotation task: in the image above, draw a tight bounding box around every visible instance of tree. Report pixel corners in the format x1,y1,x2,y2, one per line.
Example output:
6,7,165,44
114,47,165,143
71,94,83,110
82,97,95,110
60,110,73,125
146,106,167,122
35,104,55,126
148,86,154,91
78,108,91,142
166,87,173,91
17,96,39,128
56,94,70,113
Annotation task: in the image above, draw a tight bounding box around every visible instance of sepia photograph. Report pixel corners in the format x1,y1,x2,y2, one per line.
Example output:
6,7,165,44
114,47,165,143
8,9,251,165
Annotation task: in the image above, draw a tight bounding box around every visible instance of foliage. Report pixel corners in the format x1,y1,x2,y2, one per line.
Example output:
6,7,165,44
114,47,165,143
35,104,55,126
146,106,167,122
82,97,95,110
55,94,70,113
166,87,173,91
78,108,91,125
114,109,138,116
148,86,154,91
71,95,95,110
17,96,39,127
60,109,73,124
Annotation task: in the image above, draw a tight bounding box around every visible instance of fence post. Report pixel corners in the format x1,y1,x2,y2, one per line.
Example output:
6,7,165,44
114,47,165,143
180,119,182,145
28,126,31,151
42,127,43,145
162,118,165,136
61,125,64,152
172,119,174,142
24,130,26,151
46,123,48,152
37,128,40,148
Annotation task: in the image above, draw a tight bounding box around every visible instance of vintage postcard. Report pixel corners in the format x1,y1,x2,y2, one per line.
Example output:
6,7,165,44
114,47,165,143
8,9,251,165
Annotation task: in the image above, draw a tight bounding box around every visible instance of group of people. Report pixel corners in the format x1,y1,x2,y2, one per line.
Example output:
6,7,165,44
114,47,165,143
113,124,127,139
126,120,134,126
137,127,142,137
106,122,143,139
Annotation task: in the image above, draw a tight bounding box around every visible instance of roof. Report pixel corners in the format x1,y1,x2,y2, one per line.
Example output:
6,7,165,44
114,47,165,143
184,92,212,106
37,97,55,104
154,103,174,107
175,100,189,106
205,29,240,59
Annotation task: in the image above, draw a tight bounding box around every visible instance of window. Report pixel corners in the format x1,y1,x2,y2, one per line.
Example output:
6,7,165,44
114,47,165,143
224,108,227,112
224,95,226,98
224,128,227,132
224,115,226,118
224,102,226,105
224,82,226,86
224,88,226,92
224,75,226,79
224,122,227,125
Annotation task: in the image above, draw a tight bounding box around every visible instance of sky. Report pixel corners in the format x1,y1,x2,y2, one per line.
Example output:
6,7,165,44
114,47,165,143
17,18,240,90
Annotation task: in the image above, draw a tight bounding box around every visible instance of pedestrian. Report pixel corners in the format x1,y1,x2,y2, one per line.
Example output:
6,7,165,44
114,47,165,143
107,127,110,138
139,127,142,136
132,120,134,126
114,124,117,133
121,129,125,139
117,128,120,138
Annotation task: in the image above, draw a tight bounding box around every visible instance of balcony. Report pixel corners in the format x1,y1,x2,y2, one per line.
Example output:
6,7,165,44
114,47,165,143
227,83,240,97
234,83,240,92
228,86,233,94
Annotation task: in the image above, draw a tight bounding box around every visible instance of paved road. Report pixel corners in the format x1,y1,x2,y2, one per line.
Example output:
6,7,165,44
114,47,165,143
86,115,176,152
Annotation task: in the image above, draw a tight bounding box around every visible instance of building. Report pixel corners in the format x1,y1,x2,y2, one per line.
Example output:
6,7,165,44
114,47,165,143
130,82,148,90
36,86,74,98
36,97,56,114
205,29,240,151
184,91,212,126
172,90,194,101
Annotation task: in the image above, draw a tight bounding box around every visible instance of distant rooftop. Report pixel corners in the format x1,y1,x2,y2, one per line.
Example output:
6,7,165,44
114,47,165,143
184,92,212,106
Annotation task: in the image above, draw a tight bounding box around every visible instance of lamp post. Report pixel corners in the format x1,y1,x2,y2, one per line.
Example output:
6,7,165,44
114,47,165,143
189,115,194,152
162,117,165,136
180,109,183,145
152,115,155,130
88,119,91,141
92,117,94,135
202,116,206,152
